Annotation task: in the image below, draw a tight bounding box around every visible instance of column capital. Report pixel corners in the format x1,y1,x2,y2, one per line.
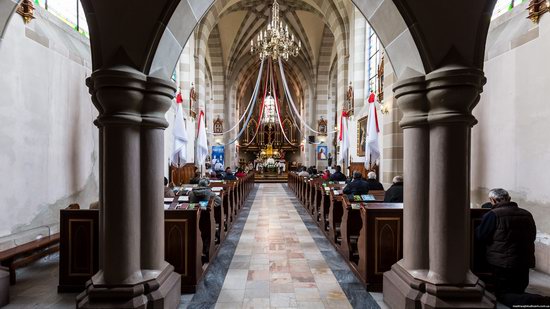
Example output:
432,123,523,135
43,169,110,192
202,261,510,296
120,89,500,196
89,66,147,126
142,76,176,129
394,74,428,129
426,66,486,126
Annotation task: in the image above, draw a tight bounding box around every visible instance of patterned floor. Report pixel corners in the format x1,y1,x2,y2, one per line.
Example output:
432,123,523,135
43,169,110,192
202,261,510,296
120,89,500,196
212,183,353,309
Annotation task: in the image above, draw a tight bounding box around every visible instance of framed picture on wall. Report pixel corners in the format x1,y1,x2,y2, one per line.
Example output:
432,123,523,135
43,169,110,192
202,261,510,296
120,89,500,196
357,116,368,157
317,145,328,161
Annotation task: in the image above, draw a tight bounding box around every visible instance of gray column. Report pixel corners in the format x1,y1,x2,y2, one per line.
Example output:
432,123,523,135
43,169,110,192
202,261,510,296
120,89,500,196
394,74,429,272
140,77,174,270
425,66,485,285
78,67,181,309
87,78,104,270
94,67,146,284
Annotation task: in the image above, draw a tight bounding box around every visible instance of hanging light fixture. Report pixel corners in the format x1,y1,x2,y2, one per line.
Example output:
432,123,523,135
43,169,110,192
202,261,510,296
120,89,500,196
250,0,301,61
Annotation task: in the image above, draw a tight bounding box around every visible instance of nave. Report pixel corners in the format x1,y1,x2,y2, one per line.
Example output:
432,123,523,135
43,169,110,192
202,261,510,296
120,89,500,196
5,183,550,309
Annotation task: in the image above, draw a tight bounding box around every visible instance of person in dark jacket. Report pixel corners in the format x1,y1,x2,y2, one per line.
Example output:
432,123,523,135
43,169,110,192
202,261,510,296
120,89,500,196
384,176,403,202
188,178,221,207
343,171,369,196
366,171,384,191
188,178,222,261
329,165,347,182
475,188,549,306
189,172,201,184
224,167,237,180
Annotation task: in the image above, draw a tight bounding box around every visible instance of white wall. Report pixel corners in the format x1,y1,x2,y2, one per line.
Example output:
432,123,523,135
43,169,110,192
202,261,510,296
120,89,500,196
472,8,550,273
0,8,97,245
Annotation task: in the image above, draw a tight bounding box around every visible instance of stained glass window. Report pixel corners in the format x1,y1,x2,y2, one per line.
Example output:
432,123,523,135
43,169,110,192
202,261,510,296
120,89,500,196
366,24,380,95
492,0,524,19
33,0,88,37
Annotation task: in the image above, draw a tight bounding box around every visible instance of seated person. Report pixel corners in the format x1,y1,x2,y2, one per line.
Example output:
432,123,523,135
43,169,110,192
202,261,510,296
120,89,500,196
476,189,550,307
89,201,100,210
366,171,384,190
297,166,310,177
209,171,219,180
189,172,201,184
164,177,175,198
329,165,347,182
384,176,403,203
224,167,237,180
321,169,331,180
235,168,247,178
188,178,222,262
188,178,221,208
343,171,370,197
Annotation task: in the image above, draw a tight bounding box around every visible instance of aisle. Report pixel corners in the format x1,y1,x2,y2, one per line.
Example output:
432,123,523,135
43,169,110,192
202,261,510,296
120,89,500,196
214,183,352,308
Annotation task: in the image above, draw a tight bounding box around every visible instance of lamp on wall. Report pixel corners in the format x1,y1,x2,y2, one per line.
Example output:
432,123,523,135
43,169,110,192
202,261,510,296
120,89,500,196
527,0,550,23
16,0,35,24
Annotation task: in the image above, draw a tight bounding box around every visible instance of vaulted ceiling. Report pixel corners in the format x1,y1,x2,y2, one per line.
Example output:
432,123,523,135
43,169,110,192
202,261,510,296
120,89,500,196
203,0,348,84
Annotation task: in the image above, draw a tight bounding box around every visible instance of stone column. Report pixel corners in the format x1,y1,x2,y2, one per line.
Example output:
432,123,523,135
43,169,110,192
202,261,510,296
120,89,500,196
394,73,429,272
383,67,495,308
87,78,104,270
140,76,173,269
77,67,181,309
95,67,144,286
383,73,431,308
421,65,493,308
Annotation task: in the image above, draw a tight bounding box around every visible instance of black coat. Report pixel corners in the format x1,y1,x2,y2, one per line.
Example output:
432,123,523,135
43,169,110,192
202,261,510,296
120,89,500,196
366,179,384,191
343,179,370,196
384,182,403,203
476,202,536,269
330,171,347,182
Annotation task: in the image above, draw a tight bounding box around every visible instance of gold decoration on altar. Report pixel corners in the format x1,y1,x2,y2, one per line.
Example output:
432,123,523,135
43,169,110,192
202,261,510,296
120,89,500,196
527,0,549,23
250,0,301,61
16,0,35,24
259,144,281,159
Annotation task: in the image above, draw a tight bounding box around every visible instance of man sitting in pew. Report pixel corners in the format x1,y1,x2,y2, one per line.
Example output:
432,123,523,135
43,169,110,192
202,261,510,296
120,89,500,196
164,177,175,198
343,171,370,198
329,165,347,182
189,179,221,208
366,172,384,190
384,176,403,203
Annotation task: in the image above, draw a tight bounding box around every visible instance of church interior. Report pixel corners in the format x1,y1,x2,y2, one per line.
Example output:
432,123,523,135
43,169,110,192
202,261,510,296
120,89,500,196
0,0,550,308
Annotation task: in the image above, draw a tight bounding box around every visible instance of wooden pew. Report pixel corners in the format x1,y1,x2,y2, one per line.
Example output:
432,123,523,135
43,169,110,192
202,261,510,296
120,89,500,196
165,204,204,293
328,190,345,246
58,208,99,292
339,196,363,263
0,233,60,285
356,203,403,291
59,205,205,293
319,184,345,233
312,183,324,224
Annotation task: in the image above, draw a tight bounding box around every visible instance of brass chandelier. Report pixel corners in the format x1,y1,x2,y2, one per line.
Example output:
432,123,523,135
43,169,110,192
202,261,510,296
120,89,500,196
250,0,301,61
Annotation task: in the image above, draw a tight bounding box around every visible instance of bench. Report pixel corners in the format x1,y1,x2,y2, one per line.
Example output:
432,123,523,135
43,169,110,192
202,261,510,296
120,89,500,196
0,233,60,285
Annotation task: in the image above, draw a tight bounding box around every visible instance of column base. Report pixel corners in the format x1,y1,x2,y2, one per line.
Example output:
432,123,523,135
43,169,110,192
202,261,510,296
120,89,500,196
76,264,181,309
383,263,496,309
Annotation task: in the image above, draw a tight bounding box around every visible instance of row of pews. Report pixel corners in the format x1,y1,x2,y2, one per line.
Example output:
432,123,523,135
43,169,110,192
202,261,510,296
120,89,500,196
58,173,255,293
288,173,492,292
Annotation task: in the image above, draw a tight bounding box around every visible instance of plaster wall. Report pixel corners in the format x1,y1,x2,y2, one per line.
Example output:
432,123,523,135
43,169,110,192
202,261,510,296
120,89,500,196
0,8,97,246
473,10,550,273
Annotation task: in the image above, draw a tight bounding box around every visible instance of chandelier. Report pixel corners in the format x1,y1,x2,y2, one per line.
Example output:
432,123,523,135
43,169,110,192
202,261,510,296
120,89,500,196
250,0,301,61
263,93,277,126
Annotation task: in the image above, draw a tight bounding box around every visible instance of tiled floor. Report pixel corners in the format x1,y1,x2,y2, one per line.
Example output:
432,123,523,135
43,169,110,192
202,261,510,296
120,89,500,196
213,183,352,309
